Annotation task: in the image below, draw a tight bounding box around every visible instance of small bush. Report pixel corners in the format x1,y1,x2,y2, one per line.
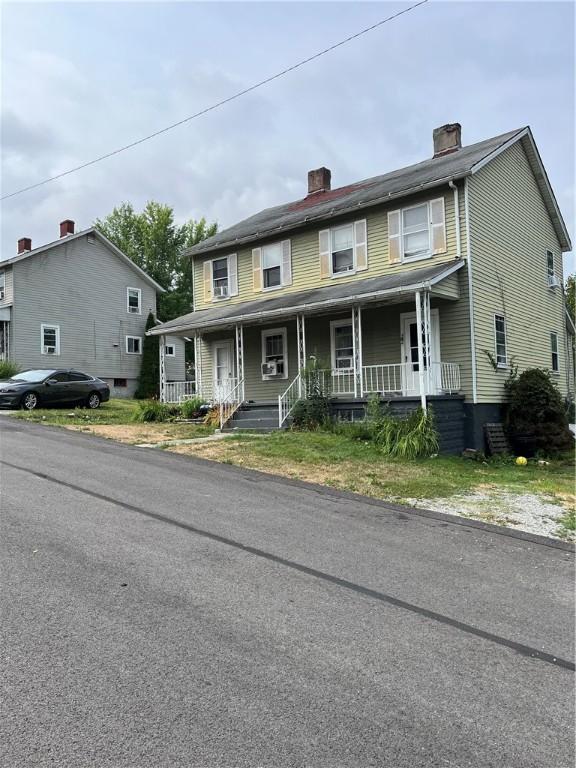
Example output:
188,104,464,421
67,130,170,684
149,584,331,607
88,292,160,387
134,399,173,423
330,420,374,441
505,368,573,456
291,395,330,430
375,406,439,459
180,397,205,419
204,405,221,427
0,361,20,379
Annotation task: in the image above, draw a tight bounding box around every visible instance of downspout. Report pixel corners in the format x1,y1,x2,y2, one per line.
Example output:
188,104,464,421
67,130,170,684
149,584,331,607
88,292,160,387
463,178,478,404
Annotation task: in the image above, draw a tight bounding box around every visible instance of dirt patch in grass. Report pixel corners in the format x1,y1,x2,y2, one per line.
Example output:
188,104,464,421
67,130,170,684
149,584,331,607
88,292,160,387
65,422,213,445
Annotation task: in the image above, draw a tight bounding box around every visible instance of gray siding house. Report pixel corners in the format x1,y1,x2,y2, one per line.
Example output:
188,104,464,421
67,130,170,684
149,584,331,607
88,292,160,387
0,221,186,397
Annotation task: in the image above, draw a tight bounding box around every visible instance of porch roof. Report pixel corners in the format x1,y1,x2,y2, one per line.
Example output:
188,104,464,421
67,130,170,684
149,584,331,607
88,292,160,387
150,260,464,336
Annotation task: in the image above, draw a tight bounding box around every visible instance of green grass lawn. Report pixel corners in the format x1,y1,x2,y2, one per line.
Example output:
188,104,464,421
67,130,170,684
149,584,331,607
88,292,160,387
12,398,140,425
11,398,215,442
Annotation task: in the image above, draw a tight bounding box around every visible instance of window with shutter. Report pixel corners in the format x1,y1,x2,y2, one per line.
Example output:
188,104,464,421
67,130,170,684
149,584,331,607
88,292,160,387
390,197,447,264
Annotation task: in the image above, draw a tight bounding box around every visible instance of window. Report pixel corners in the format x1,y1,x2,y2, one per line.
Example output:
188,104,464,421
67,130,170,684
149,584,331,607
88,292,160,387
113,378,127,388
69,372,92,381
550,332,559,372
331,321,354,370
127,287,141,314
50,372,70,383
262,243,283,289
261,328,288,379
331,224,355,274
41,324,60,355
212,257,229,298
402,203,430,261
546,251,558,287
494,315,507,368
126,335,142,354
0,271,5,301
165,344,175,357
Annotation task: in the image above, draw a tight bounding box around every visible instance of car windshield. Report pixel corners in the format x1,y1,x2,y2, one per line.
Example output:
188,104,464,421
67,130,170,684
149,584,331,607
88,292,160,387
10,370,56,383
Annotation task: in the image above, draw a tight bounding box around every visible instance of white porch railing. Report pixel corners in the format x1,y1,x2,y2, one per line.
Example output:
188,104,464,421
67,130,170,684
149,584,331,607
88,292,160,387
219,377,245,430
164,380,197,403
278,373,302,427
307,362,461,397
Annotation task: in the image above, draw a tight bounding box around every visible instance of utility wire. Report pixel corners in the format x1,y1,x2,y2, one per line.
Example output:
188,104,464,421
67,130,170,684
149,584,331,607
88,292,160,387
2,0,429,201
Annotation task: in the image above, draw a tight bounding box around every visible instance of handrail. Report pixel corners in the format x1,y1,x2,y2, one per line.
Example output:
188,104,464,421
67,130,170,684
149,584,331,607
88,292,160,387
278,373,302,427
219,377,245,430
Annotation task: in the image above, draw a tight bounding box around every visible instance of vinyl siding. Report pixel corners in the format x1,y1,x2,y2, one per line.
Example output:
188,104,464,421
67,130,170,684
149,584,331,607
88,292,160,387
193,187,462,312
468,141,570,402
9,235,187,384
197,298,471,401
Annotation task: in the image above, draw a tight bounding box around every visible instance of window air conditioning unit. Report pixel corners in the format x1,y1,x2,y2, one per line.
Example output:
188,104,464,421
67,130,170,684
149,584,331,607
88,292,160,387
548,275,560,289
214,285,228,298
261,361,278,376
43,346,56,355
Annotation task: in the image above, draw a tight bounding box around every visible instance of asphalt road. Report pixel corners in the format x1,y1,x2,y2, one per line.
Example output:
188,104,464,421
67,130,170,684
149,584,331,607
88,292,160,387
1,418,574,768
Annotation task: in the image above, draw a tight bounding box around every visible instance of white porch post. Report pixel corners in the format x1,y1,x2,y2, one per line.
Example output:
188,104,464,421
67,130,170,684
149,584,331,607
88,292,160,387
296,313,306,397
415,292,427,410
235,324,245,401
159,334,166,403
352,305,363,398
194,333,203,397
423,291,432,397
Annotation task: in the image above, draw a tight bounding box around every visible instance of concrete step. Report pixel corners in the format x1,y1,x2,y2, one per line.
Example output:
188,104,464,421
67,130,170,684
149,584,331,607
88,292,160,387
228,417,279,430
234,409,278,421
223,426,278,434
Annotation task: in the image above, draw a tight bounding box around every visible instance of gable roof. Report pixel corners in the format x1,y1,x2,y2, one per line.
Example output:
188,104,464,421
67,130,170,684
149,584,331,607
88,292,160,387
0,228,166,293
188,126,571,256
149,260,463,335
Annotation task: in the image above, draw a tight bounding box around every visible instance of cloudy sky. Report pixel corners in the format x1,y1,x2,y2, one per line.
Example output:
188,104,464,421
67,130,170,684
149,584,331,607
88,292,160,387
1,1,574,271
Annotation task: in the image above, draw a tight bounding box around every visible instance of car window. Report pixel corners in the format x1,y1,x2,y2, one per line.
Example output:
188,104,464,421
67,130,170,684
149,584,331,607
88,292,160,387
50,372,70,382
69,372,91,381
10,370,56,383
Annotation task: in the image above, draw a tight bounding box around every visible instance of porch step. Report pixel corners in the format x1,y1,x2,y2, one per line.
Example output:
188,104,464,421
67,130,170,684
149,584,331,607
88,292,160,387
223,402,282,433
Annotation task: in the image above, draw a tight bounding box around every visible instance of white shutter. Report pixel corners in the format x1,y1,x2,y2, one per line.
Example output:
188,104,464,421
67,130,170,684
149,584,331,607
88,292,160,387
387,210,401,264
228,253,238,296
281,240,292,286
430,197,447,255
354,219,368,272
252,248,262,292
319,229,331,278
203,260,212,302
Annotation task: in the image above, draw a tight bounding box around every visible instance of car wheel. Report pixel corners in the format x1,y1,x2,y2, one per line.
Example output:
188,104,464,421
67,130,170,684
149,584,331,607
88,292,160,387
21,392,39,411
87,392,101,409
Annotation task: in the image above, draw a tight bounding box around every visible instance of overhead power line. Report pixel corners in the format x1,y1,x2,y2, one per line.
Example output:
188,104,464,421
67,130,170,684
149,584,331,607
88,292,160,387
2,0,429,201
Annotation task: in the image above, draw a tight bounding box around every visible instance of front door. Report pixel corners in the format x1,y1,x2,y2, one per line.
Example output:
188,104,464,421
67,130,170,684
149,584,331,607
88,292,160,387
401,310,440,396
213,341,235,401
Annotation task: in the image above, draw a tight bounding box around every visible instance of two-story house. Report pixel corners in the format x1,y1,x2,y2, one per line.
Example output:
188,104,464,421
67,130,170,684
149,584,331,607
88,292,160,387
0,220,185,398
150,124,573,451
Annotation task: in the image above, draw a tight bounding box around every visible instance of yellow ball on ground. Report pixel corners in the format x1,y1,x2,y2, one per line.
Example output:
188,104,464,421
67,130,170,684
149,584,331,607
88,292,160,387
516,456,528,466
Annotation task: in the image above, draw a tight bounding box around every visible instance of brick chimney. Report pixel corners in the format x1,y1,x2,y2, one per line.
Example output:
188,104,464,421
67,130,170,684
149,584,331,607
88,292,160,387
308,167,331,195
17,237,32,254
433,123,462,158
60,219,75,238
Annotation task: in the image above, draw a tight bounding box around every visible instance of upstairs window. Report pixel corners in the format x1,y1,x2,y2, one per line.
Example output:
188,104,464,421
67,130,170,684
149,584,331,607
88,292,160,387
550,332,559,372
41,324,60,356
212,257,229,298
204,254,237,301
494,315,507,368
0,271,5,301
262,243,283,289
331,225,355,274
127,287,141,314
165,344,175,357
331,321,354,370
402,204,430,260
546,251,558,287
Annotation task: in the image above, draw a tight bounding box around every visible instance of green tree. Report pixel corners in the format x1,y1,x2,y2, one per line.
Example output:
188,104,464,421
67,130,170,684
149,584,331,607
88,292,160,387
95,202,217,321
135,312,160,399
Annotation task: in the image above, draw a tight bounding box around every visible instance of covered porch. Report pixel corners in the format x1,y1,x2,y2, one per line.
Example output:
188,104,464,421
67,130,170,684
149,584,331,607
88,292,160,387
151,261,466,428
